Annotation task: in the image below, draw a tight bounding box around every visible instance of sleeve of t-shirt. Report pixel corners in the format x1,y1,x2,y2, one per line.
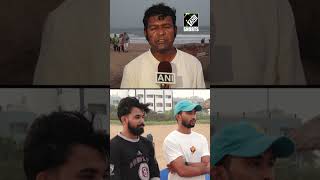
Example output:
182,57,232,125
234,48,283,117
276,0,306,85
201,135,210,157
149,142,160,178
196,60,206,88
120,65,134,88
163,137,183,164
110,140,122,180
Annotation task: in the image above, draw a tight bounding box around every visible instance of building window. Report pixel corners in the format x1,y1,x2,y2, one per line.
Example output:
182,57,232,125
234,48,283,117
137,94,143,99
156,95,163,98
147,95,153,98
149,103,154,107
166,95,171,99
156,103,163,107
10,122,28,134
165,103,172,107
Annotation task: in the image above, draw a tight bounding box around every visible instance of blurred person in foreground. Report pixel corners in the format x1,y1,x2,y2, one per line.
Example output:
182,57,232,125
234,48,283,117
211,0,305,85
23,111,109,180
33,0,108,85
211,122,295,180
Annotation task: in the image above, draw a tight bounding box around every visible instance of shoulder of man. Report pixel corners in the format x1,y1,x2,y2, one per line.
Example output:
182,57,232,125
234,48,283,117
191,131,208,141
110,135,122,144
139,136,154,147
163,130,179,143
125,50,150,68
177,49,201,64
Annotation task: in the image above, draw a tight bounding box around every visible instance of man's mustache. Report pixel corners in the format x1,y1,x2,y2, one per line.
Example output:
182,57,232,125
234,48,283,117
138,123,145,128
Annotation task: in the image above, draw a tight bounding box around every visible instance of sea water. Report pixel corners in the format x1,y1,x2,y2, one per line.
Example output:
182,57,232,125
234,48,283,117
111,27,210,44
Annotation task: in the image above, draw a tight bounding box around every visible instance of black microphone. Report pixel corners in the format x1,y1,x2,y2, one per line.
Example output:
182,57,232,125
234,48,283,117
156,61,176,88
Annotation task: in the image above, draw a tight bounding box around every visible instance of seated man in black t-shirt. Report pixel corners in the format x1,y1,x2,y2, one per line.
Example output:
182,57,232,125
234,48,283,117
110,97,160,180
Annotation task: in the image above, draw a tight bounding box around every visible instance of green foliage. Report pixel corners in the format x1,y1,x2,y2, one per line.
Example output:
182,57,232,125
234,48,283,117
0,136,25,180
145,110,173,121
110,104,119,121
110,105,210,122
0,160,25,180
0,137,22,161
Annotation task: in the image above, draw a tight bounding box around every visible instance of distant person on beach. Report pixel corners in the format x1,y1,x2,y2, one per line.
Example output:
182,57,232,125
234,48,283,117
119,33,125,53
23,111,108,180
123,32,130,52
116,34,121,52
112,34,120,52
163,100,210,179
120,3,205,88
211,0,306,85
110,97,160,180
211,122,295,180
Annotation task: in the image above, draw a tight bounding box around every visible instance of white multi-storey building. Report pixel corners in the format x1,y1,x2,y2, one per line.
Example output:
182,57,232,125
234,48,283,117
135,90,173,113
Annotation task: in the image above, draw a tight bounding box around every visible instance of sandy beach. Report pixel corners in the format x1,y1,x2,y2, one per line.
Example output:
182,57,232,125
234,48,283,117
110,43,210,88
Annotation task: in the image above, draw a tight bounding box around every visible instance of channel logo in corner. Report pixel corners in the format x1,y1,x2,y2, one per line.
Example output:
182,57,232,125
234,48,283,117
184,13,199,32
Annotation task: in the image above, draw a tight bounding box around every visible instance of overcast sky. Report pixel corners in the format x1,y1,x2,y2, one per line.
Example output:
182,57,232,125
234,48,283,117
110,0,210,29
212,88,320,121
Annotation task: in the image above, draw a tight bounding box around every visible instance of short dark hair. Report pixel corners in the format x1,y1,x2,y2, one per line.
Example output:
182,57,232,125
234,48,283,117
23,111,108,180
175,112,182,121
143,3,176,30
117,97,150,121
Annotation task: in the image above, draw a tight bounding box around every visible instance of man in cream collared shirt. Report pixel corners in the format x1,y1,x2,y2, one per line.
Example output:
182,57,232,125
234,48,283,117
120,3,206,88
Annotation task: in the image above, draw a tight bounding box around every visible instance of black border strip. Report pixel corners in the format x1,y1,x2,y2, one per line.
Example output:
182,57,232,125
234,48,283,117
0,85,110,88
111,88,210,90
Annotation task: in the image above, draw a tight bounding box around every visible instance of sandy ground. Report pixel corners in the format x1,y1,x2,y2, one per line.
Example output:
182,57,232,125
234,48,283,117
110,123,210,170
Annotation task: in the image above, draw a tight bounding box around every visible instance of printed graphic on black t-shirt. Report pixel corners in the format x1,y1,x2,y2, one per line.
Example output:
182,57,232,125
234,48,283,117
110,135,160,180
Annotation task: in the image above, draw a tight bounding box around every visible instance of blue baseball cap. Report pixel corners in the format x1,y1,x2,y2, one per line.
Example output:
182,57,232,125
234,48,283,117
174,100,202,116
211,122,295,166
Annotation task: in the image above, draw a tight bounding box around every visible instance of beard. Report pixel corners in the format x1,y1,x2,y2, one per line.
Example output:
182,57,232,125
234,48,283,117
128,121,144,136
181,119,195,128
